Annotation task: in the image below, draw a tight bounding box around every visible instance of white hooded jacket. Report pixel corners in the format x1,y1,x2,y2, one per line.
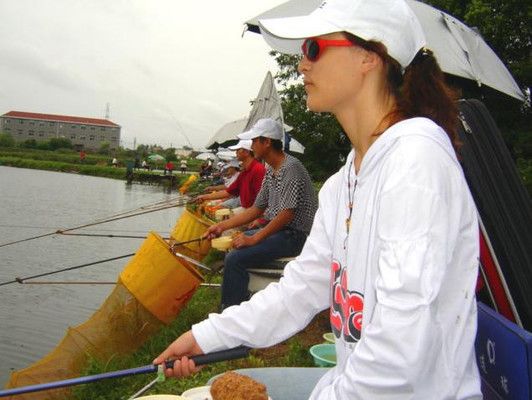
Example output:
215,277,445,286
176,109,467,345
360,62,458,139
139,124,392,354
193,117,482,399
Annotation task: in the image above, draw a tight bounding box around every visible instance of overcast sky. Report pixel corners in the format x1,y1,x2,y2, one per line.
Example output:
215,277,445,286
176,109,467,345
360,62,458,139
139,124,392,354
0,1,288,149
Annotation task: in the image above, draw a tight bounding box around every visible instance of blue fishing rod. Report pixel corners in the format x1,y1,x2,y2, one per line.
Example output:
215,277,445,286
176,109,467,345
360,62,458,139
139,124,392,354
0,346,250,397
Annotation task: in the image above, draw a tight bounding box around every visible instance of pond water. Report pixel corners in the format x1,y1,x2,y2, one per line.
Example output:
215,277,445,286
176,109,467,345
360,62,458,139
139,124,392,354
0,166,184,386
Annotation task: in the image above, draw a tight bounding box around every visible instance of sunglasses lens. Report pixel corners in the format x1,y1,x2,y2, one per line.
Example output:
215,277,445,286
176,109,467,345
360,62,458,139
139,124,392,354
303,39,320,61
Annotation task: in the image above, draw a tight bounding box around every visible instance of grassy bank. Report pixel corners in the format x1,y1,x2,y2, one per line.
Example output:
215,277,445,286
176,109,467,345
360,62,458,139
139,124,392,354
0,156,128,179
0,153,192,187
71,277,328,399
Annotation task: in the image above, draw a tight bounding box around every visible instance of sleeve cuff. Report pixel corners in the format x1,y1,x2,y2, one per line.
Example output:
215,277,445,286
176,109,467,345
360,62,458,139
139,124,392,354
191,317,227,353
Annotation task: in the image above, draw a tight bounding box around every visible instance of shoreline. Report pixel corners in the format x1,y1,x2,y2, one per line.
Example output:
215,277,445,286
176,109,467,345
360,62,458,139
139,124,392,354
0,157,191,187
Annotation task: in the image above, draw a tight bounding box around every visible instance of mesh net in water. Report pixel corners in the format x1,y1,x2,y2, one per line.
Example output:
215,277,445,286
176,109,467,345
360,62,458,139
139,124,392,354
4,210,211,399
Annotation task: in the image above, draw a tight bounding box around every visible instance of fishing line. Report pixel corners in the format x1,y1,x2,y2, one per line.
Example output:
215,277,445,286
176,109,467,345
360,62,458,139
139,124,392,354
0,237,203,287
0,253,135,287
0,201,185,249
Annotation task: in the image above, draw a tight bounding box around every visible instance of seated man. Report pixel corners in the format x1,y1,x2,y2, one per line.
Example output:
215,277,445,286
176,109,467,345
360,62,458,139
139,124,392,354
205,118,318,308
196,140,265,209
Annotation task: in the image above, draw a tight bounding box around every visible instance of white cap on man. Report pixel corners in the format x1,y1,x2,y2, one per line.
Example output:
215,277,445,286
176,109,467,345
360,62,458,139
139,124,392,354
237,118,284,141
228,139,253,151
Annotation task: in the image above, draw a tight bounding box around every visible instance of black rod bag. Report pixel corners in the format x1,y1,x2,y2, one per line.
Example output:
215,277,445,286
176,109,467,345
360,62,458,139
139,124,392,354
457,99,532,331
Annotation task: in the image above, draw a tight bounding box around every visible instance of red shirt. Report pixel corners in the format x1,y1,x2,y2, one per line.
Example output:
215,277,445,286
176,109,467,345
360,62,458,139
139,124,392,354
226,159,265,208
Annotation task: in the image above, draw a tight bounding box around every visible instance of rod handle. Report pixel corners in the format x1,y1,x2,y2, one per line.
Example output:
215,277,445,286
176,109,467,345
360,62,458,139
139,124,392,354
164,346,250,369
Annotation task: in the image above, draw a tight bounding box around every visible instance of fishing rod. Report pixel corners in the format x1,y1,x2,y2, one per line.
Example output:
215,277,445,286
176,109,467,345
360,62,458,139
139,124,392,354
58,232,171,239
170,247,211,272
0,253,134,287
0,346,251,397
0,202,185,249
19,281,222,287
0,238,204,287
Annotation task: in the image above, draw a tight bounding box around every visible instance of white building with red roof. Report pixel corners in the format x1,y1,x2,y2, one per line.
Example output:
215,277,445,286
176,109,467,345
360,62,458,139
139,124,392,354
0,111,121,150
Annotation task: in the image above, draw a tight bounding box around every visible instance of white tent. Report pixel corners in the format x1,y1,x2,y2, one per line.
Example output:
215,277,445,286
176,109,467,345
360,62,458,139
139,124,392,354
205,118,247,149
195,152,217,161
205,71,306,154
216,149,237,161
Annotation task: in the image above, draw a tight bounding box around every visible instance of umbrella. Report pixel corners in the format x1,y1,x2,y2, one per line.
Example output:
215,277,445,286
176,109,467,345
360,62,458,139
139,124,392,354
205,72,306,154
205,117,247,149
216,149,237,161
147,154,165,163
195,152,216,161
245,0,524,101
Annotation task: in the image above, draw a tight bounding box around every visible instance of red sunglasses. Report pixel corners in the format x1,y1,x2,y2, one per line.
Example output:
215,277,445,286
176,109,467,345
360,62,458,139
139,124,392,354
301,37,355,61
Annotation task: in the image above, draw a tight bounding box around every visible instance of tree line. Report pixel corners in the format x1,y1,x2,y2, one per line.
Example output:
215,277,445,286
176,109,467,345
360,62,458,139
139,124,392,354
274,0,531,189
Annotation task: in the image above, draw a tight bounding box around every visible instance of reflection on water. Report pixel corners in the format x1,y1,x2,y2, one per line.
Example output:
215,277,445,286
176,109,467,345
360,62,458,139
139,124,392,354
0,166,183,385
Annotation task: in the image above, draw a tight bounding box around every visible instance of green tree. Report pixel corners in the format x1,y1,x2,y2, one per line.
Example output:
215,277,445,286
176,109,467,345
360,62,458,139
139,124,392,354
271,0,531,181
98,141,111,155
49,137,72,150
21,139,38,149
0,133,15,148
427,0,531,158
273,52,350,181
164,147,178,162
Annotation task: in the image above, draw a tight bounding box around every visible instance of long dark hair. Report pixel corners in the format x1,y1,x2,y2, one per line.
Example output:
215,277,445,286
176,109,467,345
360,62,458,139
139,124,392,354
346,33,461,152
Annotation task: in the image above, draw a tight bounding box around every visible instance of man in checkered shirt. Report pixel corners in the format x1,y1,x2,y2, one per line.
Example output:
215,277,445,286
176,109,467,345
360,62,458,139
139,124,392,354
205,118,317,308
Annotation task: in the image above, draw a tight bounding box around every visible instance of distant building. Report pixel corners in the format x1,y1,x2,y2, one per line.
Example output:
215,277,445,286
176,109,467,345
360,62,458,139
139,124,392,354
0,111,121,150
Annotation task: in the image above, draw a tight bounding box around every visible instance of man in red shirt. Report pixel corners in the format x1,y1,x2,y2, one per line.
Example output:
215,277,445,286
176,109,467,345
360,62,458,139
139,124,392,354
195,139,265,208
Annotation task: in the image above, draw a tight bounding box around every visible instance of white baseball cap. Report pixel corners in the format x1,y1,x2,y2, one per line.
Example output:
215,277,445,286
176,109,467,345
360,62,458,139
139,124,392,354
238,118,284,141
258,0,426,69
228,139,253,151
224,159,241,170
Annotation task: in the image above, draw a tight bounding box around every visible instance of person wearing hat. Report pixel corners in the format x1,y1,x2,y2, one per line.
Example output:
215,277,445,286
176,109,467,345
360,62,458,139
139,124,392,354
200,117,317,308
203,159,241,193
222,159,241,187
155,1,481,398
195,139,265,209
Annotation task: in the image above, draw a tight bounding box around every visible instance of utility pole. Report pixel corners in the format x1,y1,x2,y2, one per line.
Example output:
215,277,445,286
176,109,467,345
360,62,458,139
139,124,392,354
104,103,110,120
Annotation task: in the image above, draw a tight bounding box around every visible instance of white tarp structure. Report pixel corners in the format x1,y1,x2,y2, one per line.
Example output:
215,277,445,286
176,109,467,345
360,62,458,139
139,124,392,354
244,71,284,131
216,149,237,161
206,72,305,153
195,152,216,161
205,118,247,149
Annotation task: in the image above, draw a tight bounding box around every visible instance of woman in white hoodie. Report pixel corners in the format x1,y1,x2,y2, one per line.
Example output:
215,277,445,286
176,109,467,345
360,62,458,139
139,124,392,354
154,0,482,398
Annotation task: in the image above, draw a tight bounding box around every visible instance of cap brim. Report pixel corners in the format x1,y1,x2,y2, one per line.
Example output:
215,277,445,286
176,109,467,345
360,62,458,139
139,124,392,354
237,130,259,140
258,14,341,54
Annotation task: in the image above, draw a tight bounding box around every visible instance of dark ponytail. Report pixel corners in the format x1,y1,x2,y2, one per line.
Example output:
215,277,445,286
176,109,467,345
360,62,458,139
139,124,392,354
346,34,461,152
400,49,461,151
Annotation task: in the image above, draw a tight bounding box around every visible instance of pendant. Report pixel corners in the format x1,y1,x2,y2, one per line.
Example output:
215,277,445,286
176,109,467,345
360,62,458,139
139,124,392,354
345,218,350,233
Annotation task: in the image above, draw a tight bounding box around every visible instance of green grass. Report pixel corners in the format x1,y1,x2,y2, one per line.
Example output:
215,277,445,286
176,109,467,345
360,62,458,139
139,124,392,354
0,147,109,165
69,253,324,399
71,283,319,399
0,156,128,179
0,154,192,187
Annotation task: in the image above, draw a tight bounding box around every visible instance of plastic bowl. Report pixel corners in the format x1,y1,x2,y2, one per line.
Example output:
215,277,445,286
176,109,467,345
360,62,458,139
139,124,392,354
211,236,232,251
309,343,337,367
322,332,335,344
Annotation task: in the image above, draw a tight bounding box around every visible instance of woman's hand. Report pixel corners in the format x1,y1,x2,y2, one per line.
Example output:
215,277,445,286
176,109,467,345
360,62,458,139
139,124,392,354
152,330,204,378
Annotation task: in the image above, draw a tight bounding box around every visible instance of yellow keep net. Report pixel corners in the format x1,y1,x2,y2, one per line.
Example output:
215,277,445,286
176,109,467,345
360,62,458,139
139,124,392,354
4,210,212,399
